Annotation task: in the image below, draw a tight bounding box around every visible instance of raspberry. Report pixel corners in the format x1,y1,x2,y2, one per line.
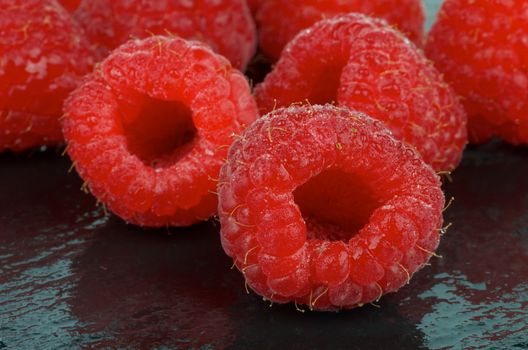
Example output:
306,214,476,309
426,0,528,145
0,0,94,152
246,0,261,14
63,36,258,227
256,0,425,60
217,104,445,311
73,0,257,71
255,14,467,172
59,0,80,11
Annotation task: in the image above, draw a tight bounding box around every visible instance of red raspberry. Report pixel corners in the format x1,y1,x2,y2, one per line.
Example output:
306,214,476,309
0,0,94,152
59,0,80,11
218,104,445,311
247,0,261,14
63,36,258,227
73,0,257,71
426,0,528,145
255,14,467,172
256,0,425,60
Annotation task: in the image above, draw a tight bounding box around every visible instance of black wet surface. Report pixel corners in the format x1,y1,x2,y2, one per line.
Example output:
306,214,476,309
1,143,527,349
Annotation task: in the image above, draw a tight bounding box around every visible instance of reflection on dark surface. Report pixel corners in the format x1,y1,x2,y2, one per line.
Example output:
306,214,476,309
1,143,527,349
0,151,104,348
394,143,528,349
69,220,238,348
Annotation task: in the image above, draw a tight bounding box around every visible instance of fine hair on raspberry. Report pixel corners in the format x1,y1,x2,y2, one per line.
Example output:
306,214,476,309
255,0,425,60
0,0,94,152
63,36,258,227
255,13,467,172
217,104,445,311
426,0,528,145
72,0,257,70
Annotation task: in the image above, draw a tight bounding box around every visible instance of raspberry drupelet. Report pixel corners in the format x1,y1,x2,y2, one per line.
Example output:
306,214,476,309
256,0,425,60
58,0,80,11
0,0,94,152
246,0,261,14
255,13,467,172
63,36,258,227
72,0,257,71
426,0,528,145
217,105,445,311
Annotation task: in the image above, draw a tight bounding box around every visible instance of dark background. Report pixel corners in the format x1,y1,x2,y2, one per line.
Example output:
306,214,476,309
1,1,527,349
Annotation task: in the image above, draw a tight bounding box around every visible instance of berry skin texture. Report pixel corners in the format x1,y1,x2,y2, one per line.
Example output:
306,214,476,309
58,0,80,11
0,0,94,152
63,36,258,227
256,0,425,60
426,0,528,145
217,105,445,311
246,0,261,14
73,0,257,71
255,14,467,172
